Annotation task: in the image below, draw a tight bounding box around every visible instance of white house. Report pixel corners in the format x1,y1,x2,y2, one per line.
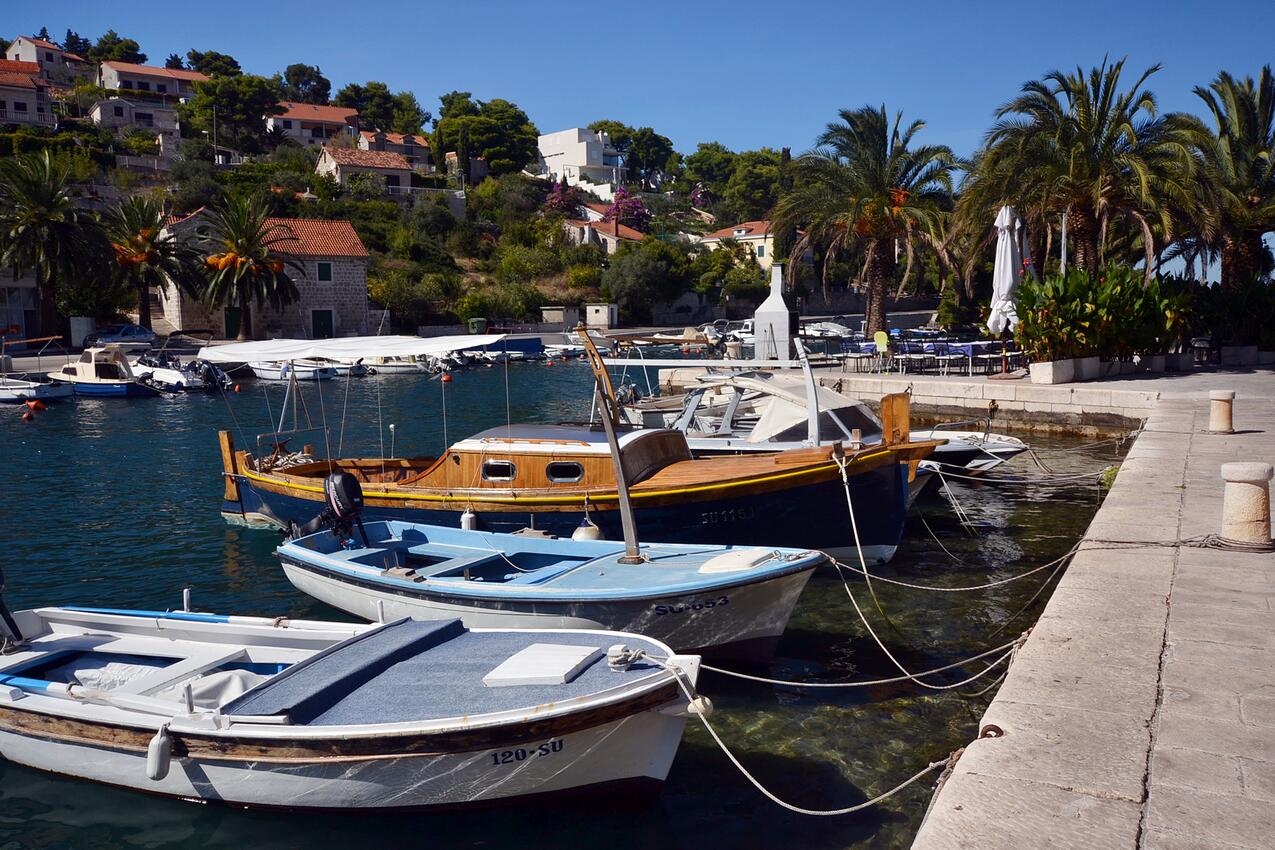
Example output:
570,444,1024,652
316,146,414,195
698,220,776,271
4,35,93,87
359,130,431,170
0,60,54,127
160,212,372,340
98,61,207,101
537,128,626,201
267,102,359,147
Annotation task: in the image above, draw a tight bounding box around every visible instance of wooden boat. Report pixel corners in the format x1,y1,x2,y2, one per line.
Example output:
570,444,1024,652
219,397,936,564
0,598,702,810
278,516,826,660
46,346,161,398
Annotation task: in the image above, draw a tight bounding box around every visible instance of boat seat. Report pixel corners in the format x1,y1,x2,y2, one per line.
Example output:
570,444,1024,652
222,618,465,724
114,648,247,696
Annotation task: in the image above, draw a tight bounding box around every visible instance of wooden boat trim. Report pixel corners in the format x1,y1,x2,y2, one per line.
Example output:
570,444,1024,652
0,682,679,764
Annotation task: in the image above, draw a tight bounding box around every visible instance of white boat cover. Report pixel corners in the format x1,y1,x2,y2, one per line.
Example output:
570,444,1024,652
196,334,508,364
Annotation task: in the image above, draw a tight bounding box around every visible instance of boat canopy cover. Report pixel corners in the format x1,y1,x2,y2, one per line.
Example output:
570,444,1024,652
196,334,508,364
688,373,884,444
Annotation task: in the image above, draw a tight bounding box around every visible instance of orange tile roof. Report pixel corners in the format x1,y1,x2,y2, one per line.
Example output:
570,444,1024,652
322,146,412,170
266,218,369,258
0,71,43,90
567,218,643,242
277,101,359,124
703,220,772,240
101,61,209,83
360,130,429,146
0,60,40,75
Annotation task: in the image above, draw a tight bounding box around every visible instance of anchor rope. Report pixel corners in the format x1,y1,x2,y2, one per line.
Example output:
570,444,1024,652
699,642,1016,689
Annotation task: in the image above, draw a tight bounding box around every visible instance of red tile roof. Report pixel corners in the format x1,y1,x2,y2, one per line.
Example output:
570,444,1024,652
321,146,412,171
101,61,209,83
266,218,369,259
0,60,41,75
0,71,42,90
703,220,772,240
361,130,429,147
567,218,643,242
277,101,359,124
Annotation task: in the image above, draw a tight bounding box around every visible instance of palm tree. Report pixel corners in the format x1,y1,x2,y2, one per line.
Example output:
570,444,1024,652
102,196,207,330
0,151,108,335
967,58,1198,280
774,105,956,333
199,193,303,341
1184,66,1275,285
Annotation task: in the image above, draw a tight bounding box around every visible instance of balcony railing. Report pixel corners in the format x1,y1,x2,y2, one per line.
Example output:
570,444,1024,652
0,108,55,125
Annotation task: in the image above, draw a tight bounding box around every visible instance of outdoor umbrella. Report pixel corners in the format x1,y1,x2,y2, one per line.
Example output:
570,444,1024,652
987,205,1027,335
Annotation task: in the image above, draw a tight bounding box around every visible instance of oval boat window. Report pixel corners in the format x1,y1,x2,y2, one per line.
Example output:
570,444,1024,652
481,460,517,482
546,461,584,483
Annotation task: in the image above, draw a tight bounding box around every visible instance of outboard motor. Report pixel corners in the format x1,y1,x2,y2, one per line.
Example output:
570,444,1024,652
292,471,369,547
0,565,24,647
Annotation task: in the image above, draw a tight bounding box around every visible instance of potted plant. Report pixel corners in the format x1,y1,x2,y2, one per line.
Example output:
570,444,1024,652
1015,272,1080,384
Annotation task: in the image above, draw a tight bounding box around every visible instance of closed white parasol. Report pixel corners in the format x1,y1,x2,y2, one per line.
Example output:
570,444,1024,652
987,206,1031,335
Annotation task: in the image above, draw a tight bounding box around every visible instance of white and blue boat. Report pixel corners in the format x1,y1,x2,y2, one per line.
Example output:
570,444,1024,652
0,590,703,810
46,346,161,398
278,516,827,660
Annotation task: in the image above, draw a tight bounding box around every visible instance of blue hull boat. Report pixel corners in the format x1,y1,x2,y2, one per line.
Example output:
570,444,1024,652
278,519,827,659
65,380,161,398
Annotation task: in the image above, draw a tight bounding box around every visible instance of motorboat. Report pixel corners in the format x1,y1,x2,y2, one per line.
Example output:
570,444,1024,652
0,374,73,403
130,351,231,392
46,346,162,398
0,597,702,810
248,361,338,381
278,510,826,660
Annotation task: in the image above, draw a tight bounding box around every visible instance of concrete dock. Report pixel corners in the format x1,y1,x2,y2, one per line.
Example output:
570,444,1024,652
911,377,1275,849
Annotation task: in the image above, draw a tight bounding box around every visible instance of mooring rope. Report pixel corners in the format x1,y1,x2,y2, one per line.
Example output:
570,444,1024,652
833,541,1081,594
933,466,978,535
931,466,1116,485
656,658,956,816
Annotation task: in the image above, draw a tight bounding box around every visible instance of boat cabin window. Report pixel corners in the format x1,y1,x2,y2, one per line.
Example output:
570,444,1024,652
481,460,517,482
79,352,92,363
95,363,126,379
545,461,584,483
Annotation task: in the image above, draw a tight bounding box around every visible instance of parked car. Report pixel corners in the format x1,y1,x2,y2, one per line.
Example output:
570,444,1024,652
82,324,158,350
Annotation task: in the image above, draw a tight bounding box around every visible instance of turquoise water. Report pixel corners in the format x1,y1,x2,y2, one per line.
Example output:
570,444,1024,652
0,362,1116,849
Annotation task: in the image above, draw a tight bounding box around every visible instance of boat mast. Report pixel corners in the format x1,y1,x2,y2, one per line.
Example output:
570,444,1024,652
578,326,643,564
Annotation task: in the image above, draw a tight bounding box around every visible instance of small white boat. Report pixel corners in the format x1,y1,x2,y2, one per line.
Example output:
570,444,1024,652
360,356,425,373
130,353,230,392
0,597,702,810
278,512,826,659
47,347,162,398
249,361,337,381
0,374,73,403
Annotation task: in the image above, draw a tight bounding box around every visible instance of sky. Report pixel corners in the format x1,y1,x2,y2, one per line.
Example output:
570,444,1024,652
12,0,1275,158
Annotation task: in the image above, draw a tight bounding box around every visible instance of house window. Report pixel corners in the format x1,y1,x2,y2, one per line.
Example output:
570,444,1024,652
136,81,150,91
545,462,584,483
481,460,517,482
385,175,401,188
113,105,124,117
316,262,333,282
13,102,26,112
157,83,167,93
756,244,765,257
45,52,53,61
282,120,292,129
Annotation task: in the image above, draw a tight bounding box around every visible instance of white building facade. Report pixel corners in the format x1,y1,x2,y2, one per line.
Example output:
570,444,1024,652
537,128,626,201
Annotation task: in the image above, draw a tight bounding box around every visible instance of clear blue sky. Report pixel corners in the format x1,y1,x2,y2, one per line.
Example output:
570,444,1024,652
12,1,1275,156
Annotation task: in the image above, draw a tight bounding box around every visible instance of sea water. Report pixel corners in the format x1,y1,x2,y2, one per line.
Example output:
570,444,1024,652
0,360,1116,849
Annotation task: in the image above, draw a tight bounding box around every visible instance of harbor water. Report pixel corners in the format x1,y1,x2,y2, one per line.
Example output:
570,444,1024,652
0,360,1118,849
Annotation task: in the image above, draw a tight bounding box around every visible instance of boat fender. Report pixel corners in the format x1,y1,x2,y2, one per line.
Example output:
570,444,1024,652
571,518,602,541
147,724,172,781
687,696,713,717
460,509,479,531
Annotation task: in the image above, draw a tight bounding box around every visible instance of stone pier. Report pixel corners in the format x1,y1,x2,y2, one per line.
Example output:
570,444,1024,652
911,387,1275,849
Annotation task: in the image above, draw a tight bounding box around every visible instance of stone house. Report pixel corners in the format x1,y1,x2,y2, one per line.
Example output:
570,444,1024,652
159,212,371,340
698,220,775,271
267,102,359,147
315,146,413,195
561,217,643,256
359,130,432,170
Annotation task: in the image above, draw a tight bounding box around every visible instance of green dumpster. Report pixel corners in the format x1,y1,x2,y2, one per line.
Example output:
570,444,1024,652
467,317,488,334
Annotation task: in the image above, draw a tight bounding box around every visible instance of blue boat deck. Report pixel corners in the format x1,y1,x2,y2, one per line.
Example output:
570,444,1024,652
280,521,824,601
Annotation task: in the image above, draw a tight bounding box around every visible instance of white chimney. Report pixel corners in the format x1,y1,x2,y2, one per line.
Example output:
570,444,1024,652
753,263,794,361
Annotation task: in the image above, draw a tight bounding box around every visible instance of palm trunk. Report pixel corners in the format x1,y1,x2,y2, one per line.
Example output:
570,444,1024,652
36,268,58,339
238,300,253,342
136,282,152,330
894,237,915,298
1221,233,1263,287
1068,206,1100,273
865,238,895,335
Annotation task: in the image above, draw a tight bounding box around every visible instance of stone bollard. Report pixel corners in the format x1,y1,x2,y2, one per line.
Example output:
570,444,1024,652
1208,390,1236,433
1220,462,1273,545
